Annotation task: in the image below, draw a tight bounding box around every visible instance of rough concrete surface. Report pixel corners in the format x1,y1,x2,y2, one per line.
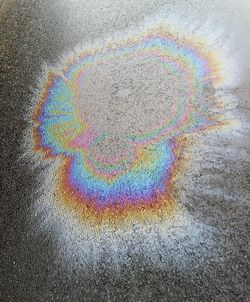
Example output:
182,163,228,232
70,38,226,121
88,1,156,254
0,0,250,301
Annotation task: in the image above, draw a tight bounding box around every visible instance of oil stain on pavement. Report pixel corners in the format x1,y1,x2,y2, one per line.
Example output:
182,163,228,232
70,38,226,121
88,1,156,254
1,1,250,301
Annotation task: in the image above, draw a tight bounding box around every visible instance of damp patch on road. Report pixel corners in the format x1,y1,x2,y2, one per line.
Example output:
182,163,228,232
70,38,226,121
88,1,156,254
24,14,240,268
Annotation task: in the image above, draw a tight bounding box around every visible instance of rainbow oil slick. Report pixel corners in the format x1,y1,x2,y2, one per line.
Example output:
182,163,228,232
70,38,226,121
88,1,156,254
32,25,225,225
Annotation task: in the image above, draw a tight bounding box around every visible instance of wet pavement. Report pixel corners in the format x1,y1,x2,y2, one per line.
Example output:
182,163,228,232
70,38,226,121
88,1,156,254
1,1,250,301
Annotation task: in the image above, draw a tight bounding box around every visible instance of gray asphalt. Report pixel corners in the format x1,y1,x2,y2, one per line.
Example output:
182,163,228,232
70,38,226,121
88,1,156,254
0,1,250,301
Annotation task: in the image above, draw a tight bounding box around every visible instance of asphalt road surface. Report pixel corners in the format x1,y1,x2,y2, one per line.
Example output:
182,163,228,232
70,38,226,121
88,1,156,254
1,1,250,301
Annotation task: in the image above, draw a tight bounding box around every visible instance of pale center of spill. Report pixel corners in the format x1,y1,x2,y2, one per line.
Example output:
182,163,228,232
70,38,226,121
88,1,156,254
75,54,214,168
87,135,135,167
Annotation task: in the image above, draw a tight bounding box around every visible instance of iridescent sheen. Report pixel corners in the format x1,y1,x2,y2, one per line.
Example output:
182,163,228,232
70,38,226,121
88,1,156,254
33,26,222,221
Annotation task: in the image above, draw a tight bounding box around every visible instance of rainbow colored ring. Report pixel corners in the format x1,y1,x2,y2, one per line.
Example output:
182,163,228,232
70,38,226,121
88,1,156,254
33,26,222,224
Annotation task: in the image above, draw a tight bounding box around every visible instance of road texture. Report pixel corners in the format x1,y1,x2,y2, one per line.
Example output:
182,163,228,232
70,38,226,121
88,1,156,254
1,0,250,301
